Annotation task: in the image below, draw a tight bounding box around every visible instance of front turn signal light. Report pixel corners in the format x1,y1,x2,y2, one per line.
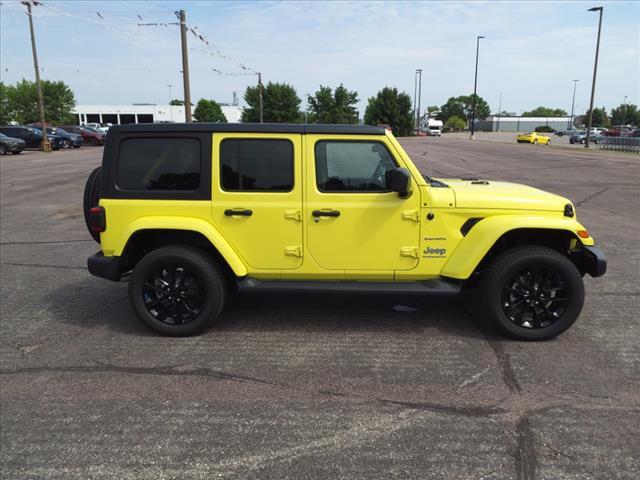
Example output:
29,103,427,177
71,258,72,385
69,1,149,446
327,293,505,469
577,230,590,238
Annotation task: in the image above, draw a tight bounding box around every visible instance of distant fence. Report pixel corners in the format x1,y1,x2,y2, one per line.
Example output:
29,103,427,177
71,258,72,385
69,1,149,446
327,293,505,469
597,137,640,154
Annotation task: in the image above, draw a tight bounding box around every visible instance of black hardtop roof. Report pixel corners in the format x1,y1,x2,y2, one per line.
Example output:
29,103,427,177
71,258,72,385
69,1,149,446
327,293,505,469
107,123,385,135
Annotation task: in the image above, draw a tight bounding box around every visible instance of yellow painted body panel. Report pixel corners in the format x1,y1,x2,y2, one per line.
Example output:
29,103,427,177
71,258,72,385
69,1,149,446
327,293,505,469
99,129,596,282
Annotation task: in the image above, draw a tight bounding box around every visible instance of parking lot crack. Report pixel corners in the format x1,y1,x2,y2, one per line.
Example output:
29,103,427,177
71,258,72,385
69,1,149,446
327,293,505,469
574,187,610,207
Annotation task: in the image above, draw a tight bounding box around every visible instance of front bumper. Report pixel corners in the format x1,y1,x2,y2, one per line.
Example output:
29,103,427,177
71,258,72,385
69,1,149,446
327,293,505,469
572,245,607,277
88,251,122,281
5,143,25,153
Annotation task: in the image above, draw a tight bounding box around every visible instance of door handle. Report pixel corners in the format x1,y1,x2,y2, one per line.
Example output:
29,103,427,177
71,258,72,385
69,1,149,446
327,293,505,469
312,209,340,218
224,208,253,217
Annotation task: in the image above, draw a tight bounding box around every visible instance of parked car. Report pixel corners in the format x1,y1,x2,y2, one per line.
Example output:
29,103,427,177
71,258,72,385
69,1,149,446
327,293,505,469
569,131,604,144
58,125,106,146
603,126,633,137
0,132,26,155
556,127,578,137
631,129,640,137
84,123,606,340
45,127,83,149
0,125,62,150
516,132,551,145
84,122,108,134
589,127,608,135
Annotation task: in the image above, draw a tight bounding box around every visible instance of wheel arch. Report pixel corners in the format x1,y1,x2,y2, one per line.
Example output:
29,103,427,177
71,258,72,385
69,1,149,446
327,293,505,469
441,216,592,280
117,222,247,279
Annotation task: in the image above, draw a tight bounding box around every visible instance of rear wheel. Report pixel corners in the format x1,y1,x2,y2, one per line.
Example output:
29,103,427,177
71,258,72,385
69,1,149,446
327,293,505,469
0,145,6,155
128,245,227,336
480,246,584,340
88,137,98,146
533,139,538,144
83,166,102,243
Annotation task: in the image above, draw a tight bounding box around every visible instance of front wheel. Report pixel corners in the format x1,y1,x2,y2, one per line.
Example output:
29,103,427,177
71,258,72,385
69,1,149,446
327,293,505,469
479,246,584,340
62,139,72,149
128,245,227,336
0,145,6,155
533,139,538,144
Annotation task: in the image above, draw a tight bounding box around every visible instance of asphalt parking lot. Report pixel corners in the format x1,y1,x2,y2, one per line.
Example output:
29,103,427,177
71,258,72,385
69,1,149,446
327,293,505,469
1,138,639,479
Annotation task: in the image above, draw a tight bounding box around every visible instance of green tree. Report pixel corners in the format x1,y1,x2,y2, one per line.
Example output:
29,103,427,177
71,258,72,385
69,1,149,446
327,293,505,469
169,99,184,106
438,94,490,123
242,82,301,123
610,103,639,126
4,78,75,124
307,84,358,124
445,115,466,132
427,105,440,114
193,99,227,122
0,82,12,125
364,87,413,136
522,106,568,117
584,107,610,128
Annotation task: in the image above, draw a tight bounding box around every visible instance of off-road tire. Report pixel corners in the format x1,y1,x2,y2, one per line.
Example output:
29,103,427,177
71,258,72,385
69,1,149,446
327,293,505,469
480,246,584,340
128,245,227,336
83,166,102,243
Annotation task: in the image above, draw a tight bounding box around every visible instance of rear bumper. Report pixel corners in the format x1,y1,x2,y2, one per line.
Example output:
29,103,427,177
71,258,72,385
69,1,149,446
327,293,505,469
88,251,122,281
572,245,607,278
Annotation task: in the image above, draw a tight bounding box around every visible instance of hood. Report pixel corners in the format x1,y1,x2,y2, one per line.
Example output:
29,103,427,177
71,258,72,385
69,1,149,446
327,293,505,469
443,179,570,212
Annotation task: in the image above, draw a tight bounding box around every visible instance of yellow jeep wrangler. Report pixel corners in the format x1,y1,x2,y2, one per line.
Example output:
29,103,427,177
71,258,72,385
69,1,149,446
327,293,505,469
84,124,606,340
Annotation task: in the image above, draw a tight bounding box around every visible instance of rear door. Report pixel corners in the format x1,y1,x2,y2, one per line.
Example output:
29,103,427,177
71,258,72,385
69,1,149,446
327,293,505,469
211,133,303,270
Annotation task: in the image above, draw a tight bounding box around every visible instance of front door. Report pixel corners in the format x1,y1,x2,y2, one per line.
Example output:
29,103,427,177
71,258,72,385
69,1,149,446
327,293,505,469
212,133,303,270
305,135,421,272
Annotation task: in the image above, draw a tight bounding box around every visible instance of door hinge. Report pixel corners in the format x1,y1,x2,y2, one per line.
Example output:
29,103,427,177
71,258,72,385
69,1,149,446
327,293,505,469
401,210,420,222
400,247,419,259
284,209,302,222
284,246,302,257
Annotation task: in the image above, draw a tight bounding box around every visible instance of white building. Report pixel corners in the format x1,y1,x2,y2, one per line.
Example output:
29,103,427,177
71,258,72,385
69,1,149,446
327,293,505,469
72,104,243,125
477,116,574,132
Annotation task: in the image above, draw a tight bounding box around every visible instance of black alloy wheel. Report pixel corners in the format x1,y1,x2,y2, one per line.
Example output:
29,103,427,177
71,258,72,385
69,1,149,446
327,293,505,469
129,245,226,336
62,139,72,149
501,266,568,329
142,265,205,326
480,246,584,340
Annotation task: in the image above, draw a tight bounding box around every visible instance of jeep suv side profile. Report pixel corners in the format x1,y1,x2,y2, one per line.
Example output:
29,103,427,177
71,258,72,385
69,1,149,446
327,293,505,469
85,124,606,340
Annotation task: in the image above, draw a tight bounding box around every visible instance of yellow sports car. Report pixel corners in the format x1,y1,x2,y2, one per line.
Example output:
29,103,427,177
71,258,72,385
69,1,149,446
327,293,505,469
517,132,551,145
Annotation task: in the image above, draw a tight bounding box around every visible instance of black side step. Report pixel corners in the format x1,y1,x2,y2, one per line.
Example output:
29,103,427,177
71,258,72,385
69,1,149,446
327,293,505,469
236,278,462,296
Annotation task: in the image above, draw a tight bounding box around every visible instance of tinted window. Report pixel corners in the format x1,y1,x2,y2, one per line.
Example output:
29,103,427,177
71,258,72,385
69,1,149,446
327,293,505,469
220,139,293,192
117,138,200,191
315,141,397,192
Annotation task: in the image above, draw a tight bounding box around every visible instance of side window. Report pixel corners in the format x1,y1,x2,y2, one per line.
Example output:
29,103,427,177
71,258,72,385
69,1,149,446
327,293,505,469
220,139,293,192
315,141,397,192
116,137,200,191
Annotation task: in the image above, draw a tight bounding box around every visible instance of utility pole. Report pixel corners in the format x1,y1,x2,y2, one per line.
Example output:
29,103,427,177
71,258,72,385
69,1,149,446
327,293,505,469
258,72,263,123
585,6,603,148
179,10,192,122
23,1,50,152
417,69,423,133
167,84,173,121
413,70,418,132
470,35,485,139
497,91,502,132
570,80,578,128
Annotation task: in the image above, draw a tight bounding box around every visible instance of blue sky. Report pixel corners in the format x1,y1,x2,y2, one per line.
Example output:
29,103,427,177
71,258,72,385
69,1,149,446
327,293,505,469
1,0,639,116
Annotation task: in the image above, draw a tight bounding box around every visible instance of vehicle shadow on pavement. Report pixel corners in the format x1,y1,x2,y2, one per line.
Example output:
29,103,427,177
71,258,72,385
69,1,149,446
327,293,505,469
45,277,489,341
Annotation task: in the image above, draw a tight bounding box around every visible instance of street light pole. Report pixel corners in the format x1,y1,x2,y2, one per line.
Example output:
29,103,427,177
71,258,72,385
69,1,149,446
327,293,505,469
167,84,173,121
417,68,423,133
570,79,578,128
585,6,603,148
497,91,502,132
470,35,485,139
258,72,263,123
413,70,418,132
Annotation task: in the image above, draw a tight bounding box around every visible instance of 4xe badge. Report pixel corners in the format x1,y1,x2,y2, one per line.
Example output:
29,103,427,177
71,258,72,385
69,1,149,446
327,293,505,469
424,246,447,258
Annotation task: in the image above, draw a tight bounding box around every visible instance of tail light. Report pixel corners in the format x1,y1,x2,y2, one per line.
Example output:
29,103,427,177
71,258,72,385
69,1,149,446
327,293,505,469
89,206,106,233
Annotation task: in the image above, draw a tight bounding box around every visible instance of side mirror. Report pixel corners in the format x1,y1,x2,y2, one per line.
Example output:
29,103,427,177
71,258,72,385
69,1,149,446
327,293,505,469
387,167,411,197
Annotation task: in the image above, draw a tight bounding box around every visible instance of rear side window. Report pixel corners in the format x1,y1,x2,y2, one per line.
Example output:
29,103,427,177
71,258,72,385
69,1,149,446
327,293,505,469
220,139,293,192
117,138,200,191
